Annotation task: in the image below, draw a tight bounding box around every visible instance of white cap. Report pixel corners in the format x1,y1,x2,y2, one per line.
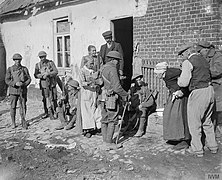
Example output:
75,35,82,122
154,62,168,74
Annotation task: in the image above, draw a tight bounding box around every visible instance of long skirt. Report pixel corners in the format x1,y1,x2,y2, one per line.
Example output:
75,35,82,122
163,94,190,141
80,88,101,130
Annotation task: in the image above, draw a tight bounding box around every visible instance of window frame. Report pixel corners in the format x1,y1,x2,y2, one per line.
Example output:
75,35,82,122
53,17,71,70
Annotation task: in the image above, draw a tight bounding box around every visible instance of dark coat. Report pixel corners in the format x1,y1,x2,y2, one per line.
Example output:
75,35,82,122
5,64,31,95
130,82,155,109
163,68,190,141
99,41,124,71
208,49,222,111
101,61,127,100
34,59,58,89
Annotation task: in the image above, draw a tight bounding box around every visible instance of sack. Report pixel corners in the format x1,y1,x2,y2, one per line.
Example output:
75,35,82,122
105,95,117,110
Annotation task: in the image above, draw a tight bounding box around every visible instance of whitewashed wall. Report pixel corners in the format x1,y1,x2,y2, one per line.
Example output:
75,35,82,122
0,0,148,85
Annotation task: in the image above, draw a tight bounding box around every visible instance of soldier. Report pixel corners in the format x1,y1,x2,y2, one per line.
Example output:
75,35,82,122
5,53,31,129
196,41,222,137
55,79,80,130
34,51,58,120
177,42,218,157
129,74,156,137
101,51,128,150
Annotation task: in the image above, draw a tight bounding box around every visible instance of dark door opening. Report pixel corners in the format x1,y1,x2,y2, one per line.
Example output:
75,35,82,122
111,17,133,91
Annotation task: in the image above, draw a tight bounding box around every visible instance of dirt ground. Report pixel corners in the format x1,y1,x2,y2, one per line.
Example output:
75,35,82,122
0,98,221,180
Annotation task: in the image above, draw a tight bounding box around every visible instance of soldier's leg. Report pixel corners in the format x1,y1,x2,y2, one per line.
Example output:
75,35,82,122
134,108,147,137
41,89,48,119
10,95,19,128
100,101,108,142
65,114,76,130
106,104,122,149
101,123,108,142
52,87,58,119
106,121,115,143
46,89,55,120
55,106,67,130
19,93,28,129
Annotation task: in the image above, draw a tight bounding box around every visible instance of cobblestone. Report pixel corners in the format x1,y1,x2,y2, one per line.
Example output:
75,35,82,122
0,99,222,179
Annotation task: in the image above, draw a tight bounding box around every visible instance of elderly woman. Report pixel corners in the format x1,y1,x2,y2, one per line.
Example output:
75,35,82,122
154,62,190,150
79,57,102,137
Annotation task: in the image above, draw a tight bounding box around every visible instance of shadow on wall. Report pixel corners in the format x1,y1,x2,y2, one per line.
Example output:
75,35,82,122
0,30,6,100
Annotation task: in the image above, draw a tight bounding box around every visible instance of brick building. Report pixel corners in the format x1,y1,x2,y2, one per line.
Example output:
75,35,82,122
134,0,222,65
133,0,222,107
0,0,221,106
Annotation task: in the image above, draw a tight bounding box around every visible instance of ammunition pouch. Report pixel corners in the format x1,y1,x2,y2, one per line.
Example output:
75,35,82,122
40,76,57,89
105,93,118,110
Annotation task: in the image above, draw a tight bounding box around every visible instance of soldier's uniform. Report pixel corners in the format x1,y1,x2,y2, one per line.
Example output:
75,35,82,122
55,79,80,130
129,74,156,137
5,53,31,129
101,51,128,149
34,51,58,119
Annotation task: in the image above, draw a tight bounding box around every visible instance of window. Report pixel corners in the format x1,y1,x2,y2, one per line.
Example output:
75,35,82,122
54,18,70,68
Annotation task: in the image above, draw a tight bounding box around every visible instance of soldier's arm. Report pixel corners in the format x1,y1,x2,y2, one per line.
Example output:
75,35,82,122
34,64,42,79
23,67,31,86
48,61,58,77
109,67,128,99
141,89,155,108
210,54,222,79
5,67,16,87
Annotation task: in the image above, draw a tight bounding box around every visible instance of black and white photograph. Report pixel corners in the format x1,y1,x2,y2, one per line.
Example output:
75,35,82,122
0,0,221,179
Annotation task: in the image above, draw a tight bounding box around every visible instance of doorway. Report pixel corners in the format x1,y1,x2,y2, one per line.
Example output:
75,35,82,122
111,17,133,91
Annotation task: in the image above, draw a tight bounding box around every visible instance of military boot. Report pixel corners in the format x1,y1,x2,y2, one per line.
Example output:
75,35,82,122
65,116,76,130
10,108,17,129
55,109,68,130
134,118,146,137
19,105,28,129
106,123,122,150
101,123,108,142
49,109,55,120
215,125,222,138
21,118,28,130
55,122,67,130
41,99,49,119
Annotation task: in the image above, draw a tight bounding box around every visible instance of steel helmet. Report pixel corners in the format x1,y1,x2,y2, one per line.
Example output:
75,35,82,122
106,51,122,60
12,53,22,60
38,51,47,57
67,80,80,89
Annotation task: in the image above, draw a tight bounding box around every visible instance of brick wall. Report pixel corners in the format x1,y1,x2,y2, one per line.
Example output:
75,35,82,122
133,0,222,65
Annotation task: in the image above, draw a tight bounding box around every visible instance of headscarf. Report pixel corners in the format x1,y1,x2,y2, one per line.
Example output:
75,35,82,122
154,62,168,74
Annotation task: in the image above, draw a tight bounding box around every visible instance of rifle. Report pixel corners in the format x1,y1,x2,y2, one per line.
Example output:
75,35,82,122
19,86,28,129
115,101,128,144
